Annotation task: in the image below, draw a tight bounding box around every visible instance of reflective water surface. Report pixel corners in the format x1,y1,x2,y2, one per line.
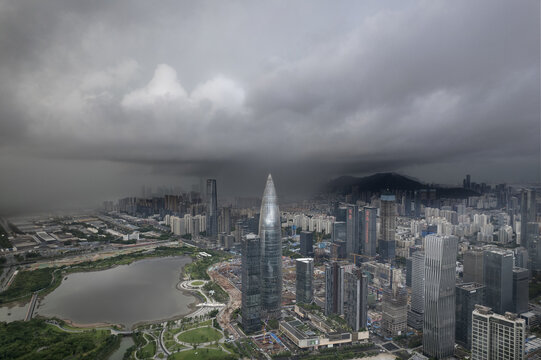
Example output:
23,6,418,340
36,256,196,328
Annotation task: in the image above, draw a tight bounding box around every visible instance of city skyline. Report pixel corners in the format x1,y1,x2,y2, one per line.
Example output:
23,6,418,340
0,1,540,359
1,154,540,358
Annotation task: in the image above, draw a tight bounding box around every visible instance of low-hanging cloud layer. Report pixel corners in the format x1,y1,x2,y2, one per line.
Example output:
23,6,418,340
0,0,539,212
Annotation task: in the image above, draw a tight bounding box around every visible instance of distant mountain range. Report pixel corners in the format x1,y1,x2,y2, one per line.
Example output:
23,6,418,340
325,172,479,198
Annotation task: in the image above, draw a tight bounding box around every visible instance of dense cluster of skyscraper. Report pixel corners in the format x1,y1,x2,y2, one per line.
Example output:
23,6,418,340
235,176,539,358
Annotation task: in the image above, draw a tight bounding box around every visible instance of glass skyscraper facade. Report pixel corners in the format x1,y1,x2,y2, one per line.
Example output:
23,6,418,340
483,249,513,315
344,267,368,332
423,234,457,359
346,204,359,257
361,206,377,257
325,261,348,316
259,174,282,319
407,251,425,330
296,258,314,304
455,282,485,349
512,267,529,315
300,231,314,257
379,194,396,261
241,234,261,333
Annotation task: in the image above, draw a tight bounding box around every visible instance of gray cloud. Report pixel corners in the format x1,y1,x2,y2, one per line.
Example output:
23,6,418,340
0,0,539,211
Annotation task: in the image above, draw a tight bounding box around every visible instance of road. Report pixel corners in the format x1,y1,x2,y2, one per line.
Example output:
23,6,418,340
0,266,16,291
24,292,38,321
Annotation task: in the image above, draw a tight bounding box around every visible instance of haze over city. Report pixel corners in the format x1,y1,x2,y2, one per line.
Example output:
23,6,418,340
0,0,539,213
0,2,541,360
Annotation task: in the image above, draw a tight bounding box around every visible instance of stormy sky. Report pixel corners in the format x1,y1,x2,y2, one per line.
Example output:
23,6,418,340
0,0,539,212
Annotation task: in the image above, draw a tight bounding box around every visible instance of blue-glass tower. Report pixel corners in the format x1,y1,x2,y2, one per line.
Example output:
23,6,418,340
259,174,282,319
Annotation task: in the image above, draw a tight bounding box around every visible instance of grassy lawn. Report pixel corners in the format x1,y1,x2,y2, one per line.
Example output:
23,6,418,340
184,319,212,331
177,327,222,344
191,280,204,286
184,251,229,280
164,327,184,341
161,319,213,336
0,268,56,304
164,326,190,352
169,348,235,360
202,281,229,303
165,339,186,352
0,319,120,360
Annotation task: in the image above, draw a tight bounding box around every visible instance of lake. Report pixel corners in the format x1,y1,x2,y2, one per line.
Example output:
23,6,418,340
34,256,197,329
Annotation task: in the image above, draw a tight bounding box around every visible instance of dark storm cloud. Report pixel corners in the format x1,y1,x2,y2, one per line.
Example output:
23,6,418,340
0,0,539,211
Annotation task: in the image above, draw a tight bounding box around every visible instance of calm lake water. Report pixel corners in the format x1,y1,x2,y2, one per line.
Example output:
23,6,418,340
0,303,27,322
35,256,196,329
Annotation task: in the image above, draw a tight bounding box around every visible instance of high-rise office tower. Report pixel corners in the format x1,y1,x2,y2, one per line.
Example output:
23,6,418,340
300,231,314,257
483,249,513,314
455,282,485,350
406,256,413,288
406,257,413,287
361,206,377,257
241,234,261,333
346,204,359,257
219,206,231,234
332,221,347,243
520,189,536,246
224,234,235,250
379,194,397,261
471,305,526,360
512,267,529,315
381,286,408,336
423,234,458,359
259,174,282,319
296,258,314,304
526,222,541,270
333,205,347,222
325,261,348,316
206,179,218,238
407,251,425,330
324,263,335,315
344,267,368,332
463,249,484,284
514,247,529,268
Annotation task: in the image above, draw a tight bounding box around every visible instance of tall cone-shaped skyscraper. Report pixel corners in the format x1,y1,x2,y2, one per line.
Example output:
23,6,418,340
259,174,282,319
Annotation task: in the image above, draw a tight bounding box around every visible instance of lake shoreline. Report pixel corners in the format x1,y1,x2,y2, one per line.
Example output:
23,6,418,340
2,255,203,329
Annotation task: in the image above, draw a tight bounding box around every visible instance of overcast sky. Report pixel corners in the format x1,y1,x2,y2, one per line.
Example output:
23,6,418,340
0,0,539,212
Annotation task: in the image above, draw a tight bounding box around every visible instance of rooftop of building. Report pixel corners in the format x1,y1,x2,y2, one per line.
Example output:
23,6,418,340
484,248,514,256
526,336,541,354
474,305,525,323
281,318,322,340
473,304,493,315
36,231,56,241
456,282,485,291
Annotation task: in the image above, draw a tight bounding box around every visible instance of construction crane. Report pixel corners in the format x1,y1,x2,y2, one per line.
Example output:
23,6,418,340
350,253,368,265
